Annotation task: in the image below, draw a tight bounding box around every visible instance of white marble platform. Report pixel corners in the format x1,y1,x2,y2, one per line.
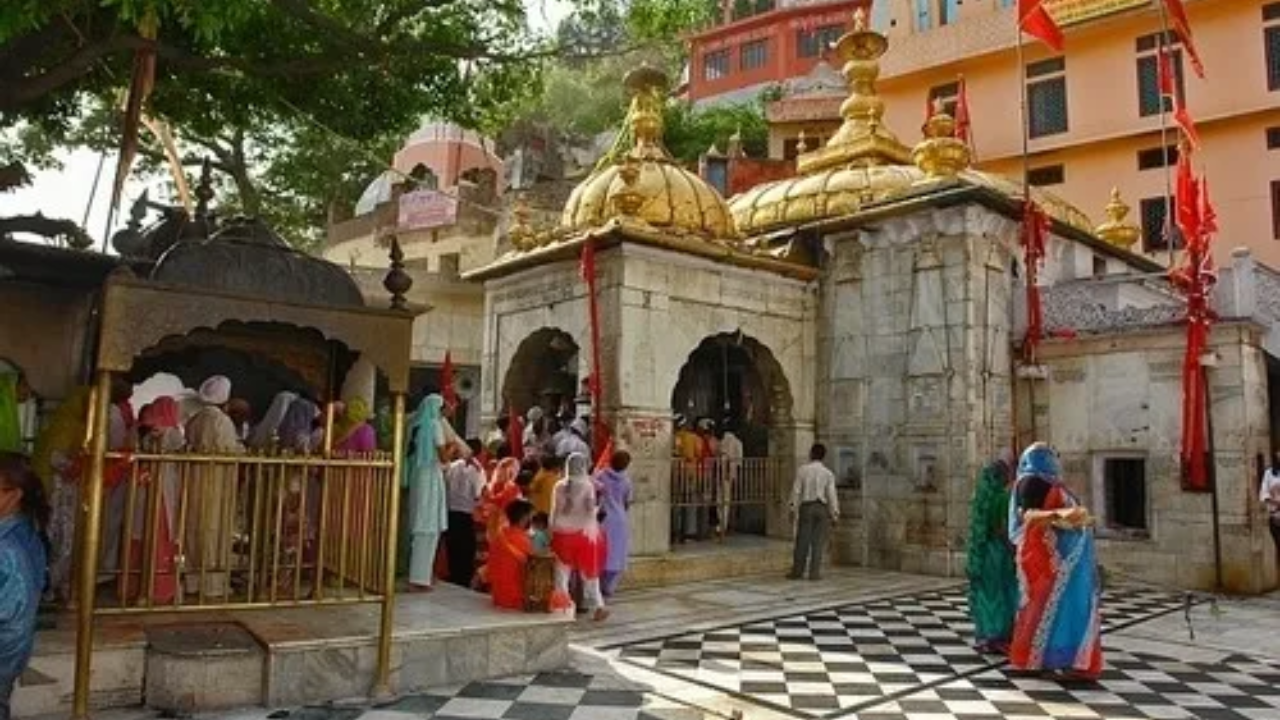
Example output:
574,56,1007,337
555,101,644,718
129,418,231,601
623,534,794,589
13,585,571,718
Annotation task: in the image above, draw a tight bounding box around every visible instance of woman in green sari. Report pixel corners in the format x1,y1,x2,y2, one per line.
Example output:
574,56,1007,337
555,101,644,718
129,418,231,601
967,449,1017,654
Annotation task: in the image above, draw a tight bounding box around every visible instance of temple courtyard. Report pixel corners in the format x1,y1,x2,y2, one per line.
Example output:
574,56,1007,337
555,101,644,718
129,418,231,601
52,566,1280,720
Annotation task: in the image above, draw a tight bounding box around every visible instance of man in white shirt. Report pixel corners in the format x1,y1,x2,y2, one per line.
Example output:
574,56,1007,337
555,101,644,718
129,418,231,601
445,439,486,588
716,426,744,539
1262,452,1280,569
789,443,839,581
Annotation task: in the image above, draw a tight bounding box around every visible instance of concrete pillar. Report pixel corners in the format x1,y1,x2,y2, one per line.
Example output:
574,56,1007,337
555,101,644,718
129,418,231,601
611,408,673,556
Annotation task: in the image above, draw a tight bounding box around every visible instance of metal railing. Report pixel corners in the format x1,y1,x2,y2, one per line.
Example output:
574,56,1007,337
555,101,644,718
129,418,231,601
95,450,396,613
669,456,792,509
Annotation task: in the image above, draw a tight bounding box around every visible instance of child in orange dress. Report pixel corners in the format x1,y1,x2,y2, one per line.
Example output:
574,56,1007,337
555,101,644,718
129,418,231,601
488,499,534,611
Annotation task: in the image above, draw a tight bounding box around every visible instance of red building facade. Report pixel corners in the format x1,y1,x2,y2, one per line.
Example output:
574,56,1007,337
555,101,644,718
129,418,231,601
687,0,867,103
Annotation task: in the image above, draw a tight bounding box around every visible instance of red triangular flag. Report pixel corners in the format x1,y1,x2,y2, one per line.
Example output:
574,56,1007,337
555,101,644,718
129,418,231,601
954,76,971,145
1200,176,1218,237
1157,47,1177,97
1161,0,1205,79
1018,0,1064,51
593,436,614,474
1175,153,1201,248
440,350,458,418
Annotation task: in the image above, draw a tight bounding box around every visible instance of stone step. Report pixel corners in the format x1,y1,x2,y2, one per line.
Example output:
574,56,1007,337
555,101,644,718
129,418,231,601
11,620,146,718
623,537,794,589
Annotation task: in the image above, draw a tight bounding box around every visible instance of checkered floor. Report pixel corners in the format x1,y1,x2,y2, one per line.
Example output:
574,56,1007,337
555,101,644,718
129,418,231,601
225,672,698,720
857,652,1280,720
615,585,1191,718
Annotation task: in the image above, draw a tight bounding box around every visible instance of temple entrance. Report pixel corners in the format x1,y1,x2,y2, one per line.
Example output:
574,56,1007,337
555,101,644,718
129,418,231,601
501,327,580,421
669,333,794,544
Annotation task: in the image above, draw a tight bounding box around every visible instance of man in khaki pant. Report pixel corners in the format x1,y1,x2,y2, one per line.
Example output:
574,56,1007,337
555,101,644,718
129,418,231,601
788,443,839,581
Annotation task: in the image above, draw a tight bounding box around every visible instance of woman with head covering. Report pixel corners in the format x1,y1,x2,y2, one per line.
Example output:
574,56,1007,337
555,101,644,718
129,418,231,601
1008,442,1102,679
966,448,1018,655
549,452,608,621
278,398,319,454
126,397,185,604
596,450,633,598
31,387,89,604
334,398,377,453
403,394,450,591
522,407,544,460
248,391,298,450
473,457,522,590
0,453,50,719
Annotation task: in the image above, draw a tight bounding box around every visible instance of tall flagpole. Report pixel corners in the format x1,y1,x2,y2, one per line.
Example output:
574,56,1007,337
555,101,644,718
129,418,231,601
1016,34,1031,201
1014,21,1038,440
1155,0,1176,268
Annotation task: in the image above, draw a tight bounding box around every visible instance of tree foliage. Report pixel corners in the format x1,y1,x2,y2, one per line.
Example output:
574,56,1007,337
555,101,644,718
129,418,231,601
663,101,768,163
0,0,545,248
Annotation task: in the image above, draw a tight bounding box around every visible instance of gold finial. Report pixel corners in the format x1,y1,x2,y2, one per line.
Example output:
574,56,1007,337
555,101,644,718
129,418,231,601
622,65,671,161
1094,187,1140,250
911,102,971,179
796,4,911,175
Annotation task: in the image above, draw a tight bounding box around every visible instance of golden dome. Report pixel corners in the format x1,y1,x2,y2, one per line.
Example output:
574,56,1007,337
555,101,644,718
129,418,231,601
729,8,1096,239
1094,187,1140,250
561,66,736,240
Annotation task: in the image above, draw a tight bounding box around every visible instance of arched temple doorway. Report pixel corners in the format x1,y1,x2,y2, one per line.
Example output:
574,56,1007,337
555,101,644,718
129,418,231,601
669,333,795,541
501,327,581,420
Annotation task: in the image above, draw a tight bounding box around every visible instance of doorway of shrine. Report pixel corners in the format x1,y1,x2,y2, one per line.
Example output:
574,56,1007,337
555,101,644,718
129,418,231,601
669,332,794,545
501,327,581,432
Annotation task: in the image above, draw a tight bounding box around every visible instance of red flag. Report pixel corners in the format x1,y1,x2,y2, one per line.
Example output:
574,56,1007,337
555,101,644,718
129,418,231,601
593,436,614,473
1018,0,1064,51
579,237,596,283
1161,0,1205,78
440,350,458,418
111,13,159,210
954,76,971,145
1157,47,1177,97
507,406,522,457
1175,154,1201,249
1021,201,1049,360
1172,94,1200,149
1201,176,1218,236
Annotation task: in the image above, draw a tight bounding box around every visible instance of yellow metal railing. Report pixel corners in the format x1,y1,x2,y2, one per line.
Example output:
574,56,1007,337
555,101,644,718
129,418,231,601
96,451,395,613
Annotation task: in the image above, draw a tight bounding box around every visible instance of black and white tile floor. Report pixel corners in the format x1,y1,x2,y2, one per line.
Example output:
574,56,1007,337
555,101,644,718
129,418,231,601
187,585,1280,720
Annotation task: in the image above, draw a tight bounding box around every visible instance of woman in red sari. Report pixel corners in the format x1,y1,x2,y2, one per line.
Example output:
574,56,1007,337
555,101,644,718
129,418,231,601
1008,442,1102,679
488,499,534,610
473,458,521,590
126,397,184,604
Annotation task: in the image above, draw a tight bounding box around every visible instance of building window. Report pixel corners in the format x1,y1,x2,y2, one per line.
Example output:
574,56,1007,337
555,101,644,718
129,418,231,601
1027,58,1068,138
1272,180,1280,240
1092,255,1107,277
703,49,730,80
796,24,843,58
1136,42,1185,117
740,38,769,71
939,0,959,26
1100,456,1148,535
1268,126,1280,149
928,81,960,116
915,0,933,30
1140,196,1182,252
1137,144,1179,171
1027,164,1065,186
1267,3,1280,91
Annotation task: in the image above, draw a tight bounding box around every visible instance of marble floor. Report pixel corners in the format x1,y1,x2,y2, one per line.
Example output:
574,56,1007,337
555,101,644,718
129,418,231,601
39,569,1280,720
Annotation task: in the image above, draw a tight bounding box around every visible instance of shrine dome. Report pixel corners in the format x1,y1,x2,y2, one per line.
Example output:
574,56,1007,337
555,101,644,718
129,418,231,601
561,66,736,241
728,10,1094,239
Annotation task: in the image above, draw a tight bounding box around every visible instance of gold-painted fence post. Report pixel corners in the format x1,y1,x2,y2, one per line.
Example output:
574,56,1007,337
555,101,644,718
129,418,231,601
371,393,406,699
72,370,113,720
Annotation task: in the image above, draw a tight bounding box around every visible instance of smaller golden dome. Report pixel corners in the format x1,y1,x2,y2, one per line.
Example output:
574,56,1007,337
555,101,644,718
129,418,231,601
1094,187,1140,250
911,108,971,180
560,67,736,240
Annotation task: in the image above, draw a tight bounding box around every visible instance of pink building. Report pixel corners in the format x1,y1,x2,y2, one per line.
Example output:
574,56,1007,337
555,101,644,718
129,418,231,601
715,0,1280,267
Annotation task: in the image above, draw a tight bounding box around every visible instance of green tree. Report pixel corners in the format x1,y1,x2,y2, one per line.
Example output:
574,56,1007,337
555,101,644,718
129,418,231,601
0,0,545,247
663,102,768,163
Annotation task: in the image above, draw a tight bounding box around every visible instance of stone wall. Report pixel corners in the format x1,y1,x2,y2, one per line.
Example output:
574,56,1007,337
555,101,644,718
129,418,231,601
817,205,1019,578
1036,323,1278,594
0,281,94,400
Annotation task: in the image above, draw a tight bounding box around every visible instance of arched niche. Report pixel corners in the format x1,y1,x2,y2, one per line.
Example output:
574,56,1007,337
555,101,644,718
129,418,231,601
500,327,580,417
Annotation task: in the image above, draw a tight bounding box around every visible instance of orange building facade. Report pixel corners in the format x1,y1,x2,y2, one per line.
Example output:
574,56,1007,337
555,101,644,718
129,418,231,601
689,0,1280,266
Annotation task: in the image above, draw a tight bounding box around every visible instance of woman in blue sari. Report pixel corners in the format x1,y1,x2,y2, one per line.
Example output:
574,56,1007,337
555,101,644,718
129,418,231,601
403,395,449,591
0,453,50,720
1008,442,1102,679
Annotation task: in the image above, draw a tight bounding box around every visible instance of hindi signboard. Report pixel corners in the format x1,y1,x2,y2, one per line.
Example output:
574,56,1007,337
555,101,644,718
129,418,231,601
398,190,458,231
1046,0,1147,26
